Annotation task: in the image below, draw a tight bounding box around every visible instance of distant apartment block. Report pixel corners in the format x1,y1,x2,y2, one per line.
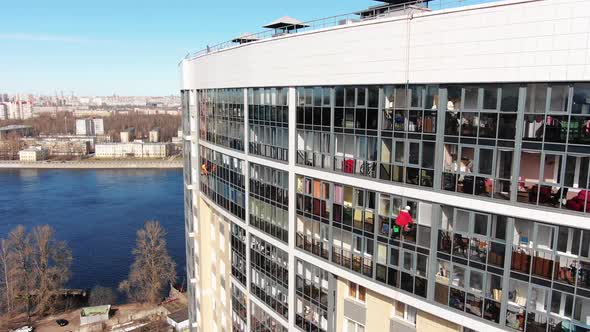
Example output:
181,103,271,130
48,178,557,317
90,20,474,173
120,128,136,143
18,146,48,162
76,119,93,136
93,118,104,135
180,1,590,332
0,104,8,120
75,118,105,136
95,142,171,158
149,128,161,143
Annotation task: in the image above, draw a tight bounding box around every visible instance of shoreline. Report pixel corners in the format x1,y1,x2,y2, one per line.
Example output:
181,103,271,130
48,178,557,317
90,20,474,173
0,159,183,169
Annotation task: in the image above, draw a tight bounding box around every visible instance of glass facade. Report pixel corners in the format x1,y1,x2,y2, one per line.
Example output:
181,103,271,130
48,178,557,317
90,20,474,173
250,301,288,332
294,174,590,331
248,88,289,162
231,222,247,287
249,163,289,242
518,84,590,213
293,83,590,217
442,84,518,200
231,284,247,332
198,89,245,151
250,235,289,319
295,258,331,332
199,146,246,220
191,82,590,332
296,87,333,170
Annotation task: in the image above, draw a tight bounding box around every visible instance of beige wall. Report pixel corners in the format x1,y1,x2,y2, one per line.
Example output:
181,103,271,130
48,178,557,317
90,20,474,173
336,276,462,332
195,198,232,332
416,311,461,332
365,286,395,332
335,277,346,331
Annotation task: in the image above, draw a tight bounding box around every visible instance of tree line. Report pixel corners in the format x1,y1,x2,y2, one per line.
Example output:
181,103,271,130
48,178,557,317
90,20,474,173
104,112,181,142
0,111,181,142
0,220,176,325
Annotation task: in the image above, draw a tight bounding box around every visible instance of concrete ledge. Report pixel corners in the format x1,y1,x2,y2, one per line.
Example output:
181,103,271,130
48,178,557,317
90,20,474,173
390,318,416,332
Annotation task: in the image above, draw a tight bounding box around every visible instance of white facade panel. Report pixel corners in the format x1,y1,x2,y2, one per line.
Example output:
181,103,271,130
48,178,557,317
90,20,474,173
181,0,590,90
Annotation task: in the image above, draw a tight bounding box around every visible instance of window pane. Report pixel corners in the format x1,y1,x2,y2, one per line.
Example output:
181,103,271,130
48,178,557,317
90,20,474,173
501,85,519,112
478,149,494,175
483,87,498,110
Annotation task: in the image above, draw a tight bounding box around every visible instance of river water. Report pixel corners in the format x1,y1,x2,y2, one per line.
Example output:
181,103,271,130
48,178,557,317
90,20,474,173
0,169,186,290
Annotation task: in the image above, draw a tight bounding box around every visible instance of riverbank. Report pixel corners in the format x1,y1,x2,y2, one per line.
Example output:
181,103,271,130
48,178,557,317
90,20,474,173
0,158,182,169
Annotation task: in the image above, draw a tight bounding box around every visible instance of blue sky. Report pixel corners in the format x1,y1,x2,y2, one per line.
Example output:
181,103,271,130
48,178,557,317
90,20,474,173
0,0,490,96
0,0,372,96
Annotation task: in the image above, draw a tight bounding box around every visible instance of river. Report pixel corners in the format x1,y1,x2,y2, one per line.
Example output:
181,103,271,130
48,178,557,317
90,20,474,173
0,169,186,291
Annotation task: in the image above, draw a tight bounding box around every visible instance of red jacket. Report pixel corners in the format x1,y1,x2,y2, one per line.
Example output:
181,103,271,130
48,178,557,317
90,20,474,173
395,210,413,227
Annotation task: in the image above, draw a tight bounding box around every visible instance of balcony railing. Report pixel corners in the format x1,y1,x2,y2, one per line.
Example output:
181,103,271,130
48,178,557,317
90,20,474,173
184,0,504,61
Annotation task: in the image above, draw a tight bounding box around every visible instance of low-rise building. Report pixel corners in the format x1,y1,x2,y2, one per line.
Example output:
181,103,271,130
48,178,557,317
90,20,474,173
22,138,91,157
80,305,111,326
166,310,189,332
0,125,33,140
18,146,48,162
95,142,171,158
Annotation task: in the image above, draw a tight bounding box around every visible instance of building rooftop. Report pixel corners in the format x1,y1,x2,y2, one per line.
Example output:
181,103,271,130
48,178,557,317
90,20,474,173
168,309,189,324
374,0,431,3
263,16,309,30
0,125,32,132
80,305,110,317
20,146,46,152
183,0,499,61
231,33,260,44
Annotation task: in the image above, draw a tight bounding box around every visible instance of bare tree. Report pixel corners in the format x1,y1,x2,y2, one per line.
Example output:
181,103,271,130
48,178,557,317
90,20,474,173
119,221,176,304
7,225,34,322
0,238,12,314
88,286,117,306
3,225,72,321
30,225,72,316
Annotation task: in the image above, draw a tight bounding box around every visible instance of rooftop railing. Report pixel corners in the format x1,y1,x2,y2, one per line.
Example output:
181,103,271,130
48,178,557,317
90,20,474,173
184,0,507,61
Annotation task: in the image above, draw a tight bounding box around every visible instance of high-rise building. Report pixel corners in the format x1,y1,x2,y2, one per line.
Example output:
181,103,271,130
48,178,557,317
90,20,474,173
76,119,93,136
76,118,105,136
93,118,105,135
180,1,590,331
149,127,161,143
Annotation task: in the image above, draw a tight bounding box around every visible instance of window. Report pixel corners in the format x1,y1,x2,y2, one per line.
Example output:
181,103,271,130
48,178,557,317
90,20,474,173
296,86,331,168
346,319,365,332
250,235,289,318
199,146,246,220
394,302,417,325
198,88,244,151
250,163,289,242
348,282,366,302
